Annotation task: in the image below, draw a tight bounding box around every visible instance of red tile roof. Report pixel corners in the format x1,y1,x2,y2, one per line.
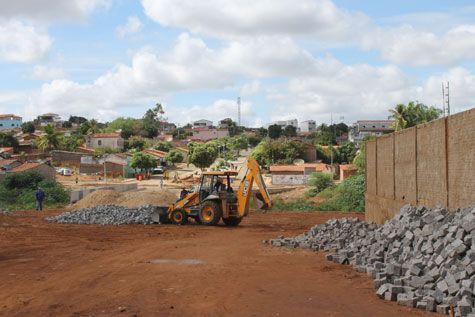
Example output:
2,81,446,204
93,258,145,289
0,159,19,166
8,163,44,172
270,163,328,173
176,147,189,152
0,147,14,152
0,114,22,119
91,133,121,138
340,164,356,171
155,135,173,138
76,145,95,153
144,149,166,158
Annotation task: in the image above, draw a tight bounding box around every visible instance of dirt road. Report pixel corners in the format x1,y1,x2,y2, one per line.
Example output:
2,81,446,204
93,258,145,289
0,209,435,316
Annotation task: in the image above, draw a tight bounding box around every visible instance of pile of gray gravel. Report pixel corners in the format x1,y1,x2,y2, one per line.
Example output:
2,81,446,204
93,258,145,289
45,204,156,225
264,204,475,316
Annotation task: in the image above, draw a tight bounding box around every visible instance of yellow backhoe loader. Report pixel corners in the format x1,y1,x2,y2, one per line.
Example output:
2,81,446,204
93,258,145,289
152,158,272,226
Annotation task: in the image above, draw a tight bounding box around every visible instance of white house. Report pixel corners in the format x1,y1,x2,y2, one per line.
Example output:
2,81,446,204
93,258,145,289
86,133,124,150
349,120,395,147
266,119,298,130
192,119,213,129
299,120,316,133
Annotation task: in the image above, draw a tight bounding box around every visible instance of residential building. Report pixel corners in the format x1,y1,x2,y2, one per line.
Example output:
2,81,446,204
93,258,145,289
0,147,14,155
349,120,395,147
299,120,316,133
0,162,56,181
143,149,167,164
158,122,176,134
0,114,22,130
192,119,213,129
265,119,298,130
38,113,62,127
339,164,357,181
192,129,229,141
86,133,124,150
0,159,21,170
218,118,233,128
269,163,331,185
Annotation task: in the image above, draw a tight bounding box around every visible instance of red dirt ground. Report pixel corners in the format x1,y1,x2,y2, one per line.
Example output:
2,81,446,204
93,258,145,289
0,209,436,317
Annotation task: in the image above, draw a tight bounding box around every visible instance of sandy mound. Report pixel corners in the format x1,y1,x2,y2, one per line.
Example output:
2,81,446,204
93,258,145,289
0,214,16,226
73,189,179,208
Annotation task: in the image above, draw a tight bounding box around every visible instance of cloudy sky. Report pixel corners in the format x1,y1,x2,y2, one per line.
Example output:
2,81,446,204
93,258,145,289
1,0,474,127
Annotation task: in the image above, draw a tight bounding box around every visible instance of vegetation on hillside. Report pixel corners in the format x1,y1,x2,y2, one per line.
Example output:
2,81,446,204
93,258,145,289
0,171,69,210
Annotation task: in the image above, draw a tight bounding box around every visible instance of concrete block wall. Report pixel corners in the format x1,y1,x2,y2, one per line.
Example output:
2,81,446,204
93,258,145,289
366,108,475,224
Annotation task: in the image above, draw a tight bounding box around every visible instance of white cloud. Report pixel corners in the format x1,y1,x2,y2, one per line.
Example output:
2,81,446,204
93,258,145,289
116,16,143,38
0,0,110,22
363,24,475,66
240,80,261,97
168,99,255,127
141,0,367,41
0,19,51,62
31,65,66,80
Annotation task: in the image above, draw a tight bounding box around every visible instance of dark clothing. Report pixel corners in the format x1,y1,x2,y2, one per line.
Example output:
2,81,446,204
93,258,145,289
36,190,45,201
214,182,225,192
180,190,188,199
36,190,44,211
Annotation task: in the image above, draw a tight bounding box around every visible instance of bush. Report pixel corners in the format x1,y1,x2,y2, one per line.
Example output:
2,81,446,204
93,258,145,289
0,174,70,210
306,172,334,197
1,171,45,190
271,198,316,212
314,173,365,212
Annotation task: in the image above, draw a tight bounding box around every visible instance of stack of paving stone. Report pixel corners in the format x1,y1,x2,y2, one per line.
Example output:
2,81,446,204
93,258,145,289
45,204,156,225
264,204,475,316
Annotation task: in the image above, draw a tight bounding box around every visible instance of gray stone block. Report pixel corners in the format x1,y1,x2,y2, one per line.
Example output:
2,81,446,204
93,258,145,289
436,304,450,314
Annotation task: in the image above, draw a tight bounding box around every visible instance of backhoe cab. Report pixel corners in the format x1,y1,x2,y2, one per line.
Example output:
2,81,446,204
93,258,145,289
153,158,272,226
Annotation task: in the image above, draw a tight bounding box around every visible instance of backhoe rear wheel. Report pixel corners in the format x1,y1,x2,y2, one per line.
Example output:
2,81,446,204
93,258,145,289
222,217,242,226
199,201,222,226
171,208,188,225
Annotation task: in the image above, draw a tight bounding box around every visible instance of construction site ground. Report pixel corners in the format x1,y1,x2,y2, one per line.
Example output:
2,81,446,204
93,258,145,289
0,210,434,317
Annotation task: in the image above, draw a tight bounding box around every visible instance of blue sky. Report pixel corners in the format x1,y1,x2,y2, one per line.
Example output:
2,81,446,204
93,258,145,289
0,0,474,127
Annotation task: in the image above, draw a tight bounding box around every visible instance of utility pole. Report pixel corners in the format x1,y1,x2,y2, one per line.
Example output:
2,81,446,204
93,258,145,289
237,96,241,127
330,113,333,166
442,82,450,117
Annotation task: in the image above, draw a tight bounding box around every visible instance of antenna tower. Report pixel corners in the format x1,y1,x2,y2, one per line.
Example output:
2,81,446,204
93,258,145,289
442,82,450,116
237,96,241,126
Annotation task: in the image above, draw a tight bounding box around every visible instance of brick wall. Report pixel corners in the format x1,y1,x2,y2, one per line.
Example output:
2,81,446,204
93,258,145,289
366,108,475,224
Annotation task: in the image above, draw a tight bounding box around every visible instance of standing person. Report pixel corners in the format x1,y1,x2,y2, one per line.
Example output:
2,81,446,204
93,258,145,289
180,187,188,199
160,178,163,189
35,187,45,211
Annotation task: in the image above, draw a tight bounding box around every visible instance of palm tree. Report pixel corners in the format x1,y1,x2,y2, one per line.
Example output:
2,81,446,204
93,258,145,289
388,104,408,131
36,124,62,151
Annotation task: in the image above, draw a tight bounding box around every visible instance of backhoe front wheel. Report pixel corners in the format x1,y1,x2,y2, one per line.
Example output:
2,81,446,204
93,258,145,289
171,208,188,225
222,217,242,226
199,201,222,226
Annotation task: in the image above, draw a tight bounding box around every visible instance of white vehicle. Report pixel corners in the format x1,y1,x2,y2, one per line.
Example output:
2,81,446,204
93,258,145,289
57,168,73,176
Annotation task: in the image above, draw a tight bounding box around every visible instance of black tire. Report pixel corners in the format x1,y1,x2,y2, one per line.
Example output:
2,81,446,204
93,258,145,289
199,201,222,226
222,217,242,226
171,208,188,225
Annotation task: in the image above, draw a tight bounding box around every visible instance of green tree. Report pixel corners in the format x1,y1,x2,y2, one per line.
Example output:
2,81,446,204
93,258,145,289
388,102,442,131
247,135,260,147
106,117,143,139
130,152,157,172
268,124,282,139
353,135,376,169
256,127,268,139
68,116,88,125
231,135,248,154
36,124,62,151
125,137,146,151
154,141,172,152
80,120,99,135
0,132,19,150
282,125,297,137
164,149,184,165
188,143,218,170
62,121,72,128
62,135,85,152
21,122,35,134
143,103,165,138
250,139,306,165
337,142,357,164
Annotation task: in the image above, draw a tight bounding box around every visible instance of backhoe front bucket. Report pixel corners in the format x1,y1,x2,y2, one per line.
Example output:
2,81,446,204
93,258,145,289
254,192,269,210
151,206,169,223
